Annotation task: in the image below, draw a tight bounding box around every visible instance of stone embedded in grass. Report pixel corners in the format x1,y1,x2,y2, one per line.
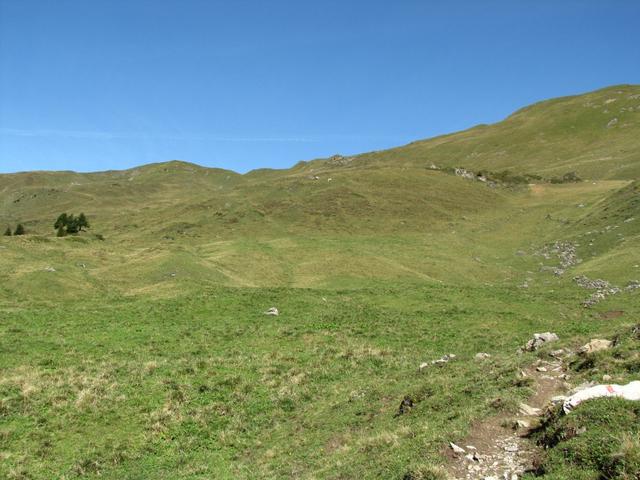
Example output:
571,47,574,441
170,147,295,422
475,352,491,360
578,338,612,354
523,332,559,351
264,307,279,316
394,395,414,417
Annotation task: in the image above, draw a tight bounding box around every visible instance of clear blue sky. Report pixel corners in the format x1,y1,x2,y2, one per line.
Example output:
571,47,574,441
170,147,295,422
1,0,639,173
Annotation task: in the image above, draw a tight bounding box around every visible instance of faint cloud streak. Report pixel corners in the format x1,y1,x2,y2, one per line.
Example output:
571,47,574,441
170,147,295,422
0,127,317,143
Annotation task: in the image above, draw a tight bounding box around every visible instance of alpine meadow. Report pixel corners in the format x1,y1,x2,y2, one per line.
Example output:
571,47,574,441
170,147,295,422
1,84,640,479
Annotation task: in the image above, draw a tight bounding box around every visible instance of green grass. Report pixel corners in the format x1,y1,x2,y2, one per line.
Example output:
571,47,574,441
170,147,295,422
2,283,637,479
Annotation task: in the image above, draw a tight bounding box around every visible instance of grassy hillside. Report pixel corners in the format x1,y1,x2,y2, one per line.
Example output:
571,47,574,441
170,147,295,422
307,84,640,181
1,85,640,479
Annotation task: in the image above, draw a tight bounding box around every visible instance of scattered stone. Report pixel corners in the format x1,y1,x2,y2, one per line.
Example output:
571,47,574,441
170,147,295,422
579,339,613,354
475,352,491,360
326,154,352,166
537,241,579,275
515,419,530,429
454,168,476,180
44,266,56,272
574,275,621,307
536,366,547,372
603,374,612,382
264,307,279,316
524,332,559,351
418,362,429,371
607,117,619,128
626,280,640,291
431,353,456,366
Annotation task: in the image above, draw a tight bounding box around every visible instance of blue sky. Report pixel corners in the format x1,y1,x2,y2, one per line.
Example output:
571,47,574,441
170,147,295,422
1,0,639,173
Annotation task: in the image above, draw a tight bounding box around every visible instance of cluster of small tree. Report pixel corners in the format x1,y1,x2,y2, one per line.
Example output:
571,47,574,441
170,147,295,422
3,224,25,236
54,213,90,237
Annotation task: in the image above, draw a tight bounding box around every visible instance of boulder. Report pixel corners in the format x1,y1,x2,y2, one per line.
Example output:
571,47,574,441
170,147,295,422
524,332,559,351
579,339,612,354
519,403,542,416
564,381,640,413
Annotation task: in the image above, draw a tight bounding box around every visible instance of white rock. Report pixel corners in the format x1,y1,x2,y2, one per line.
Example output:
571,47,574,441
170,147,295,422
519,403,542,416
450,442,466,454
264,307,279,316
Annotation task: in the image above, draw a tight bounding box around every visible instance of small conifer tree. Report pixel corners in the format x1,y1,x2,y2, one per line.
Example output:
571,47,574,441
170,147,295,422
14,224,25,235
66,214,79,234
54,213,68,230
3,226,11,236
77,213,90,231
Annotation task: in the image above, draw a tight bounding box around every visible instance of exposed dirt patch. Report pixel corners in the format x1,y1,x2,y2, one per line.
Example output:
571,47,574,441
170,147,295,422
446,358,568,479
599,309,624,319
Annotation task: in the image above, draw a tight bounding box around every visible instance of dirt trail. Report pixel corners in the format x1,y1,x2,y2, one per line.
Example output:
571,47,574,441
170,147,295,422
446,357,567,480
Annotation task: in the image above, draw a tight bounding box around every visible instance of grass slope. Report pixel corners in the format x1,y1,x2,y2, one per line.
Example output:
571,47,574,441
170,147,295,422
308,84,640,181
